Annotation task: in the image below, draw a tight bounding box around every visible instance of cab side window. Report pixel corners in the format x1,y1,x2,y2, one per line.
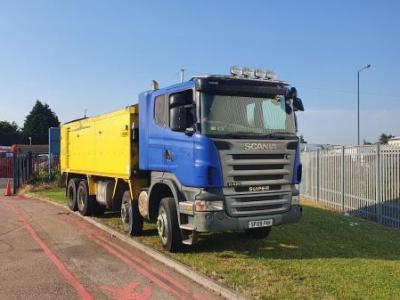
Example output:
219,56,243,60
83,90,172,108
154,95,168,127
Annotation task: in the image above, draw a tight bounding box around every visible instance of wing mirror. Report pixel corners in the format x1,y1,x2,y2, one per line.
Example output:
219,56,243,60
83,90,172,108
288,87,304,111
293,97,304,111
170,106,187,131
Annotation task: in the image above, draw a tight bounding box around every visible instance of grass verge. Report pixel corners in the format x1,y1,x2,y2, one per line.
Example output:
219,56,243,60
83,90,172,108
30,187,400,300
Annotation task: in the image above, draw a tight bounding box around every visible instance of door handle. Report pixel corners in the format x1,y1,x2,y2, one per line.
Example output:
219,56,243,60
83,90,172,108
165,149,174,161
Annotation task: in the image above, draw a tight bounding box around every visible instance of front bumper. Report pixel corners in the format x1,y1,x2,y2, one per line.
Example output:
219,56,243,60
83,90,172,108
189,204,302,233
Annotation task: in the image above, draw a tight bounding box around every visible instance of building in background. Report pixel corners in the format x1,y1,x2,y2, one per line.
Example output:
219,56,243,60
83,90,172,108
388,137,400,146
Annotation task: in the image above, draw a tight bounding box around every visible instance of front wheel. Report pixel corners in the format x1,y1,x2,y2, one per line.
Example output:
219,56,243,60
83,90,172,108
121,191,143,236
245,227,272,239
157,197,182,252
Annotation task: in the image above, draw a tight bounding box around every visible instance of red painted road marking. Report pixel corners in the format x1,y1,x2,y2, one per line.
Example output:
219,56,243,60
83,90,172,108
62,216,200,300
98,280,152,300
0,199,93,300
94,235,191,294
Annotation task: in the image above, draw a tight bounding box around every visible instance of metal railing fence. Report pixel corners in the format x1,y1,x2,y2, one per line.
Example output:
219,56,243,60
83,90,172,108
301,145,400,229
13,154,60,193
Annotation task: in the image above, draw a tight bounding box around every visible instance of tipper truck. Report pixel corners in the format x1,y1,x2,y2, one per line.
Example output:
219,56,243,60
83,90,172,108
60,66,304,252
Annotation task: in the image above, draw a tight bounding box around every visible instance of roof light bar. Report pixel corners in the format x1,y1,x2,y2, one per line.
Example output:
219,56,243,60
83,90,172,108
230,66,278,80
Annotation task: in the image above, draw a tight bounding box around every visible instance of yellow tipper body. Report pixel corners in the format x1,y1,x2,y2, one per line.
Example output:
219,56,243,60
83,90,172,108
60,105,138,179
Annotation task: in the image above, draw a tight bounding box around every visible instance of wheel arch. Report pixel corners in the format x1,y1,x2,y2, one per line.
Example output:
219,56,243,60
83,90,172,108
148,180,180,222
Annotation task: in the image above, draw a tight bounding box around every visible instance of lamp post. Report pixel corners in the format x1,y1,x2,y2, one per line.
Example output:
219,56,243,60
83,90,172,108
357,64,371,146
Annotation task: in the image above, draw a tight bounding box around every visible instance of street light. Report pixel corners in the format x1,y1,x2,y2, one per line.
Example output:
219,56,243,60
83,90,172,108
357,64,371,146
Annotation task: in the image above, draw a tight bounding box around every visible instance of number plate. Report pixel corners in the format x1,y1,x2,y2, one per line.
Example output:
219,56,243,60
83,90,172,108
248,219,273,228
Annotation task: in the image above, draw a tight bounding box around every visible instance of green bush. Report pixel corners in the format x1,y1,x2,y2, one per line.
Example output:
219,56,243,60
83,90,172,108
29,168,61,186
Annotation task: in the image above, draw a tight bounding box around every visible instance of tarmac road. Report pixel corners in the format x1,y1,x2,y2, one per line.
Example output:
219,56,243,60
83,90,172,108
0,195,222,300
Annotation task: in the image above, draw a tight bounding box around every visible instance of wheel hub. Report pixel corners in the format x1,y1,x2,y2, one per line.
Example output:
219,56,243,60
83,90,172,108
77,190,84,209
157,209,168,244
121,203,130,224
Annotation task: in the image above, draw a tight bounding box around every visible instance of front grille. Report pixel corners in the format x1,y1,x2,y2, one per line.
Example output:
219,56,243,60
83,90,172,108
213,139,297,217
234,164,284,170
226,152,291,187
232,153,285,160
227,193,291,216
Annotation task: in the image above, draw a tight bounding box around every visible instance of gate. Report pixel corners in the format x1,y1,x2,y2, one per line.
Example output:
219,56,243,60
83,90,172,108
13,153,33,194
0,157,13,178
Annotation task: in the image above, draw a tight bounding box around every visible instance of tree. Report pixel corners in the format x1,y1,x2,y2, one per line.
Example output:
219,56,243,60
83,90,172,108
379,133,394,145
299,135,307,144
0,120,19,146
22,100,59,144
363,139,373,145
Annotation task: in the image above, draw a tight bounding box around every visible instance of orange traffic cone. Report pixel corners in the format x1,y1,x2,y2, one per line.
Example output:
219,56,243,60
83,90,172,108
4,179,12,196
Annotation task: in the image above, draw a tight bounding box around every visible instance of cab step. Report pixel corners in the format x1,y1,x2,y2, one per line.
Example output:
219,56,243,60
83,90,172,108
180,224,198,245
182,231,198,245
180,224,195,231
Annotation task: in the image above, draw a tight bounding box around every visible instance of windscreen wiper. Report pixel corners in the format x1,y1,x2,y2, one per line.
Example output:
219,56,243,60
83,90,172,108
213,132,274,139
263,132,297,139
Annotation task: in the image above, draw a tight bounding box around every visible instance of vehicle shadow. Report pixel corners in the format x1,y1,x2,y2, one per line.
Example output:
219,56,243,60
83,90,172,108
99,211,158,237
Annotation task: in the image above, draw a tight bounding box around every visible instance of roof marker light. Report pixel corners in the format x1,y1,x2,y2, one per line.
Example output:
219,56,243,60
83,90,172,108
265,70,277,80
230,66,243,76
255,69,267,78
242,67,255,78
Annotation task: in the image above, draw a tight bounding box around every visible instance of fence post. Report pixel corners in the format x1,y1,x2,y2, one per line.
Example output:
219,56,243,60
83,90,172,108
341,146,345,212
375,144,382,223
28,152,32,179
13,154,17,194
316,149,320,202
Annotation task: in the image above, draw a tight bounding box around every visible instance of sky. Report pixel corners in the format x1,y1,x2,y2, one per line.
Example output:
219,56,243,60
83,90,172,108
0,0,399,145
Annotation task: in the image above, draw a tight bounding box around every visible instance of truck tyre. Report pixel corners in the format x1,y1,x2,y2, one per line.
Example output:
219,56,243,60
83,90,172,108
157,197,182,252
77,180,94,216
245,227,272,239
67,178,80,211
121,191,143,236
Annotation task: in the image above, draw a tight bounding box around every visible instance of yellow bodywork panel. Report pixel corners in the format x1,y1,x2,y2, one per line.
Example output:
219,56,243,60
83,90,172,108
60,105,139,180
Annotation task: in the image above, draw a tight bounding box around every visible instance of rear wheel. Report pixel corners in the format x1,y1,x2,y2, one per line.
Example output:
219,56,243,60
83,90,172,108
157,197,182,252
245,227,272,239
66,178,80,211
121,191,143,236
77,180,94,216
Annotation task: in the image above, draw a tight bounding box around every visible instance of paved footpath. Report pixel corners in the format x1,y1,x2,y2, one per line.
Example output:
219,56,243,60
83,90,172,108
0,195,222,300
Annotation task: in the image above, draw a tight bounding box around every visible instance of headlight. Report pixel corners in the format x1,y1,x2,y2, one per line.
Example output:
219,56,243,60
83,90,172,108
195,200,224,212
291,195,300,205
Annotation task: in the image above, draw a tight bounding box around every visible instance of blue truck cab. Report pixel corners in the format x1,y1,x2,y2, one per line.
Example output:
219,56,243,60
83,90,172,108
137,67,304,251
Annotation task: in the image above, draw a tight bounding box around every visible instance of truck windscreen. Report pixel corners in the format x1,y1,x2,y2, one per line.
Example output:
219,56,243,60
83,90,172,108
200,93,296,138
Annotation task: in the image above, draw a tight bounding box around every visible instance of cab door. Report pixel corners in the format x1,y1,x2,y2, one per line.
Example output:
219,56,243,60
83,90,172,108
163,89,196,186
146,93,169,171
